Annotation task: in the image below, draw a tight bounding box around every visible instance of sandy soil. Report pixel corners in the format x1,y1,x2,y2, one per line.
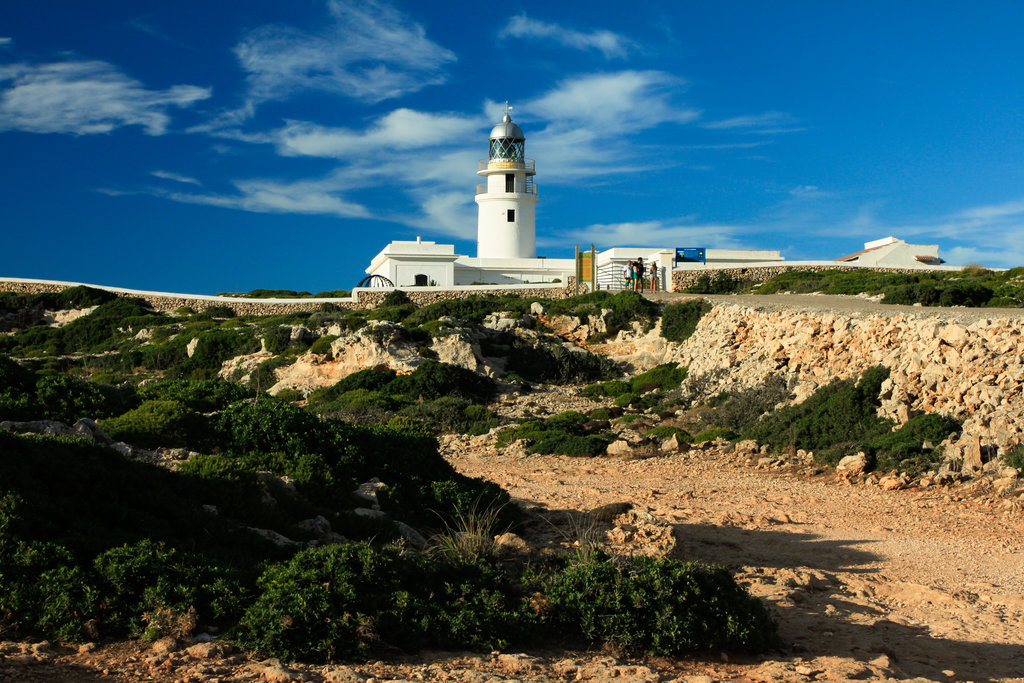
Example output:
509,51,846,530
443,437,1024,683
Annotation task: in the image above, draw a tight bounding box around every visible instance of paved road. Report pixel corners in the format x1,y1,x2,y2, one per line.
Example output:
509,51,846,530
643,291,1024,323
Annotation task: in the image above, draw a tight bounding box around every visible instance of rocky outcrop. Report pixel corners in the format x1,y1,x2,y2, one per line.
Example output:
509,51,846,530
677,304,1024,469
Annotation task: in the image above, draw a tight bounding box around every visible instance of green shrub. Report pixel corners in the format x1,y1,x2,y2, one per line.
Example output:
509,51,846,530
308,335,338,355
138,379,254,412
685,272,748,294
696,376,791,433
169,329,260,380
588,407,614,420
496,411,612,456
630,364,688,392
1004,445,1024,470
545,553,778,655
397,397,502,435
381,290,414,307
661,301,712,343
693,427,739,443
273,388,303,403
101,400,210,449
867,413,960,474
202,305,236,318
235,544,535,661
746,366,892,464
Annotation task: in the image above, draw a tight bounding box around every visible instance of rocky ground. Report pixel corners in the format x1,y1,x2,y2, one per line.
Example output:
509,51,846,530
5,392,1023,682
4,293,1024,683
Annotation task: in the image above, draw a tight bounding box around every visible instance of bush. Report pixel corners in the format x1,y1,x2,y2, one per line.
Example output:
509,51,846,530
202,305,236,318
545,553,778,655
661,301,712,343
380,290,414,307
170,329,260,380
34,373,133,423
307,335,338,355
235,544,535,661
101,400,210,449
695,376,791,433
693,427,739,443
867,413,960,474
138,379,254,413
496,411,613,457
685,272,747,294
746,366,893,465
1004,445,1024,470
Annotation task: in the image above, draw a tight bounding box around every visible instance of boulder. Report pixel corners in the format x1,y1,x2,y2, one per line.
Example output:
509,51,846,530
606,439,633,457
836,452,869,475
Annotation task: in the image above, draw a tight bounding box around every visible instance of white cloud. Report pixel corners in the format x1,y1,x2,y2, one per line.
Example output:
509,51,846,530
522,71,699,181
151,170,201,185
276,109,481,158
788,185,834,199
0,38,12,48
0,59,209,135
529,71,696,132
499,14,631,59
161,178,371,219
233,0,454,110
703,111,798,131
556,220,744,249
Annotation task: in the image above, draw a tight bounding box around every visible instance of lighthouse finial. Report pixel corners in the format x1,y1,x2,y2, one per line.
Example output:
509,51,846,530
503,100,513,122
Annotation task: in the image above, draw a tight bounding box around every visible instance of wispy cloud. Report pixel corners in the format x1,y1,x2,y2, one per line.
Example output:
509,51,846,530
0,38,12,48
524,71,699,180
151,170,201,185
158,177,372,219
556,220,745,249
230,0,454,118
0,59,209,135
275,109,481,158
703,111,800,133
499,14,632,59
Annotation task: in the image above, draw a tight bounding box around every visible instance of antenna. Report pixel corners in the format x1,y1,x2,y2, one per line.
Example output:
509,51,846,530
505,100,513,117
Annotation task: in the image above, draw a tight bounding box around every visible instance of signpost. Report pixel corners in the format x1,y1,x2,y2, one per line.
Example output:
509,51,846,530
675,247,706,263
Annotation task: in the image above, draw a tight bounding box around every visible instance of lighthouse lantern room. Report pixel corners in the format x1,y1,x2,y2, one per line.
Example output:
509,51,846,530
475,104,538,259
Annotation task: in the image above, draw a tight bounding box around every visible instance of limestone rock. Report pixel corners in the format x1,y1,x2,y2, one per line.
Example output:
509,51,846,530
606,439,633,457
836,453,869,475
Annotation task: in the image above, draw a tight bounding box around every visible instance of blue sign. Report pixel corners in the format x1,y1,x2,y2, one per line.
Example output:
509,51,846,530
676,247,706,263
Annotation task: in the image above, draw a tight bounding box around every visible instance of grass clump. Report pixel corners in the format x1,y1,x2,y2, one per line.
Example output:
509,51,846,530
646,425,692,442
101,400,211,449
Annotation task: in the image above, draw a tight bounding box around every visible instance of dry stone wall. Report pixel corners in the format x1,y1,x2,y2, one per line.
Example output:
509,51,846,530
671,264,946,290
675,303,1024,471
0,278,585,315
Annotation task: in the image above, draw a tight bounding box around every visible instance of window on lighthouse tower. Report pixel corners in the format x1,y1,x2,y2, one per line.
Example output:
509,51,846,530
507,209,515,222
505,174,515,192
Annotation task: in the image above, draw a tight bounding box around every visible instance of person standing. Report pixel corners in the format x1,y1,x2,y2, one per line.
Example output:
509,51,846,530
635,257,644,292
649,260,658,292
623,260,633,290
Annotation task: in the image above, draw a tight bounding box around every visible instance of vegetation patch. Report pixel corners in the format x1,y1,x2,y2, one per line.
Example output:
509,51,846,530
660,300,712,343
496,411,613,457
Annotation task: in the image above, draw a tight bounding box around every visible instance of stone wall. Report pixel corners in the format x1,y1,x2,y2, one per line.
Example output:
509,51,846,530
671,264,949,290
0,278,587,315
676,303,1024,472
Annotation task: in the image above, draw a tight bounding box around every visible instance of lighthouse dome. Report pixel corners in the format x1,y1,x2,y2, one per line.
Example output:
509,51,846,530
489,112,524,141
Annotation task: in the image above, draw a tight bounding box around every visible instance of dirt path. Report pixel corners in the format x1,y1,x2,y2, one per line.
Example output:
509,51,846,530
645,291,1024,324
445,440,1024,683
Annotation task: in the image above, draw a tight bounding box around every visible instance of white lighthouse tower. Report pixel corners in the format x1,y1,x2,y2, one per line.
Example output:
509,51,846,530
475,105,537,259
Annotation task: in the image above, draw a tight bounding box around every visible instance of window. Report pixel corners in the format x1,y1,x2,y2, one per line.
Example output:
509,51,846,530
505,174,515,192
414,274,428,286
507,209,515,222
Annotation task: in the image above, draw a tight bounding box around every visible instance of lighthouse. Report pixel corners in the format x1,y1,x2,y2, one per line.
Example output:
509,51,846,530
475,105,538,259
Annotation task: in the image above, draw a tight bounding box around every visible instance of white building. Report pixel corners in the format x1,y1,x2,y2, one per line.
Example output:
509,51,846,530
836,236,944,267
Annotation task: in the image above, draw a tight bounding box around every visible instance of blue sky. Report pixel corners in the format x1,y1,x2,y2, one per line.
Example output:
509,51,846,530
2,1,1023,294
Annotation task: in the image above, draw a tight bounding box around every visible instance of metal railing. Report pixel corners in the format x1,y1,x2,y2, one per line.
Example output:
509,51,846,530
478,158,535,173
476,181,538,196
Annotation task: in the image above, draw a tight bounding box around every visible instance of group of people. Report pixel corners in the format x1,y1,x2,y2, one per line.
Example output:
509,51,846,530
622,257,659,292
